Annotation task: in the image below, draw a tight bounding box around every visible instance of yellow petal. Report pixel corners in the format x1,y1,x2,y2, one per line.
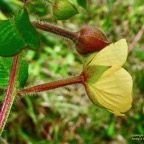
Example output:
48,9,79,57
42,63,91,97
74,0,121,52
84,39,128,69
85,68,133,116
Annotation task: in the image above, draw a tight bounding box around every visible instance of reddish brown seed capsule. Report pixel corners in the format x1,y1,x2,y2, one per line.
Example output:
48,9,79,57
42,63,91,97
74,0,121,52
75,25,111,54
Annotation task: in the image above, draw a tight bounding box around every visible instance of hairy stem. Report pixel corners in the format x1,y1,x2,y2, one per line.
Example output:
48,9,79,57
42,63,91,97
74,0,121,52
0,54,20,135
32,21,78,41
19,75,84,94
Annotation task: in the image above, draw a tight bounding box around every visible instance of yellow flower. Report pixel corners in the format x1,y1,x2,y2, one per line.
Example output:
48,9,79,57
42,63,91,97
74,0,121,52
83,39,133,116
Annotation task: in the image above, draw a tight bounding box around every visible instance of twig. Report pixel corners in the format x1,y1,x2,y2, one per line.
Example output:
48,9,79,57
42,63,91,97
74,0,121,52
128,25,144,52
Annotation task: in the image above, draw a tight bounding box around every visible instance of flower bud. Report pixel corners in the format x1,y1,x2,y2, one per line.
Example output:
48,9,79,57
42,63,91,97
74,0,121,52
75,25,111,54
53,0,79,20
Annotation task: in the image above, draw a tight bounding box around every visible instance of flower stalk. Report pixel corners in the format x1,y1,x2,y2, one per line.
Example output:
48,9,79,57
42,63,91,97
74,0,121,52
19,74,84,94
32,21,78,41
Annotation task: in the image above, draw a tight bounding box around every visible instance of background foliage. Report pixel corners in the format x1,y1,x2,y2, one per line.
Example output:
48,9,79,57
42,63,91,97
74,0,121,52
0,0,144,143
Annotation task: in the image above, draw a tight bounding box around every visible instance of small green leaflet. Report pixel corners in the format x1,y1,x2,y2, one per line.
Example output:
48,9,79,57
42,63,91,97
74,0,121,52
0,57,28,88
0,8,39,57
76,0,87,8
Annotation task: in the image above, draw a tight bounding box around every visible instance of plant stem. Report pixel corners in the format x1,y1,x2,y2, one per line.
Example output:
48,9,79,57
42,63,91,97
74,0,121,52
0,54,20,135
32,21,78,41
19,75,84,94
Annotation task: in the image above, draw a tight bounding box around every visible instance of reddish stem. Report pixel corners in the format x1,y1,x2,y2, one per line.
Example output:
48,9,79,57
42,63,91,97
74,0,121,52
32,21,78,41
24,0,30,4
19,75,84,94
0,55,19,132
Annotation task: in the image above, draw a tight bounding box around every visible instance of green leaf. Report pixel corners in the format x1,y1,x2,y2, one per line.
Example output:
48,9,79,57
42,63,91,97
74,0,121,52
18,59,29,88
0,8,39,57
76,0,87,8
0,20,25,56
0,58,10,88
0,57,28,88
107,122,115,137
53,0,79,20
0,0,22,13
14,9,39,50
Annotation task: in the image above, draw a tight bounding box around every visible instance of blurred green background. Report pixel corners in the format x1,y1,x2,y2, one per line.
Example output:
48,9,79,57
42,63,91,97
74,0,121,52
0,0,144,144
